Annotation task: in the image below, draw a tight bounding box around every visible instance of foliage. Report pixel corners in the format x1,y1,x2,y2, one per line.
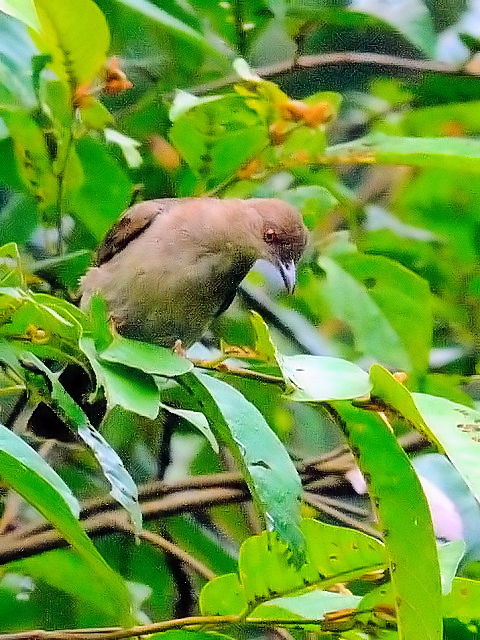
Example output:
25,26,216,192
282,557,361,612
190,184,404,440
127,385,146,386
1,1,480,639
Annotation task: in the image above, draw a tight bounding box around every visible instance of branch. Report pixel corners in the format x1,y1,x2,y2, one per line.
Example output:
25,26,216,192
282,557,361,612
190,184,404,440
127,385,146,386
0,613,345,640
0,434,426,564
186,52,476,96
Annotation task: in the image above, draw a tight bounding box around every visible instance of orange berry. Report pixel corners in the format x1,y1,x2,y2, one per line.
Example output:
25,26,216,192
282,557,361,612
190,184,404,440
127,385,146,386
149,136,180,171
280,99,309,121
104,56,133,94
269,120,288,145
236,156,263,179
303,101,334,127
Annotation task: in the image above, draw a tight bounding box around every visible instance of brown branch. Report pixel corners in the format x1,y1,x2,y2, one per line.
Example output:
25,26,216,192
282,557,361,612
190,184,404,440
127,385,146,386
0,487,249,564
118,524,216,581
185,52,477,96
0,433,426,565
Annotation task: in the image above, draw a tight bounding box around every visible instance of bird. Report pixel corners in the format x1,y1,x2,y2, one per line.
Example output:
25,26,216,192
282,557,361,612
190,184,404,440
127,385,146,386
80,197,308,348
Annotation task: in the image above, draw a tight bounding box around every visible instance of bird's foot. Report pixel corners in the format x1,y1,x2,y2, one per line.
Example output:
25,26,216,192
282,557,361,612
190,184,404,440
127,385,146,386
173,339,188,358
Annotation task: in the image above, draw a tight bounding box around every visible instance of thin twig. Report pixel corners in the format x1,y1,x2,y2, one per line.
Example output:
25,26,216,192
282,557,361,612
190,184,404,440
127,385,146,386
0,613,355,640
193,361,285,385
118,523,216,581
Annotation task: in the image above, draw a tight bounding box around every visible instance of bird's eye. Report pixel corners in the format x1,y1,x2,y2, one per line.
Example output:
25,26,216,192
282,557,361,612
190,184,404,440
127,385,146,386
264,228,276,243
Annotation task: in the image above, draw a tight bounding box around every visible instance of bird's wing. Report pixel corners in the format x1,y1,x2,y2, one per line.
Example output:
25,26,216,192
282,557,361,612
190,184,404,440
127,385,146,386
95,198,178,266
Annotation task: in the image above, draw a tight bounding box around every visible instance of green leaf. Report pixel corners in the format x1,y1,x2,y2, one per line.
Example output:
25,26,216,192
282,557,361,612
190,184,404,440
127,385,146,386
81,336,161,419
249,312,371,400
20,352,142,531
189,371,304,560
351,0,436,57
370,364,480,508
105,128,142,167
99,334,192,377
6,549,130,624
318,247,432,373
286,1,436,57
200,518,386,615
30,0,110,91
253,589,362,622
280,355,371,402
0,0,40,31
333,401,442,640
443,577,480,621
0,108,57,208
327,133,480,173
114,0,227,59
160,403,218,453
0,422,131,616
71,138,133,241
0,242,25,288
280,185,338,229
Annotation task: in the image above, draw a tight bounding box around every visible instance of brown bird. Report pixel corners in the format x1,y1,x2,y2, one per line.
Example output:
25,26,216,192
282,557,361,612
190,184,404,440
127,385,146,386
80,197,308,347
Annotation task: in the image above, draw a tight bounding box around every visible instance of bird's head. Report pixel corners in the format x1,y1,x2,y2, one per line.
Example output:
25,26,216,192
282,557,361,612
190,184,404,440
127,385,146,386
246,198,308,293
173,197,308,293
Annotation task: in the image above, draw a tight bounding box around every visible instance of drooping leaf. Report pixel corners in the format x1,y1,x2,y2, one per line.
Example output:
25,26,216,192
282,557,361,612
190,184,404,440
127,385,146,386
81,336,161,419
0,422,131,615
160,403,218,453
20,352,142,531
189,371,304,560
333,401,442,640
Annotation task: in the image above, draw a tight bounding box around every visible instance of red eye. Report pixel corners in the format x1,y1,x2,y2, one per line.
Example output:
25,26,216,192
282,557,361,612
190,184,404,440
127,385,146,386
264,228,276,243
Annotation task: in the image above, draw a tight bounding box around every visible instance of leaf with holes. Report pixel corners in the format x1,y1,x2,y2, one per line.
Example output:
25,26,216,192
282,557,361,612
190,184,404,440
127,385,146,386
333,401,442,640
200,518,385,615
371,364,480,509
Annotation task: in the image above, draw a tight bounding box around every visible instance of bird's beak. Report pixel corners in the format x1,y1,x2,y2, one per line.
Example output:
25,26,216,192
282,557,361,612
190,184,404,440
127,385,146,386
277,259,297,294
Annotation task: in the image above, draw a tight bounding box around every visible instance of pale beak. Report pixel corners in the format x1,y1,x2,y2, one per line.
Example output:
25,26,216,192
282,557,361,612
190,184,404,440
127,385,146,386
277,258,297,294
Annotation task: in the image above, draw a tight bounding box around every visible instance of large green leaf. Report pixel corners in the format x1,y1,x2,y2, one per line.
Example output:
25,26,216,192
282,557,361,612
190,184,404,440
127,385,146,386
285,0,436,57
200,518,385,615
280,354,371,402
327,133,480,173
0,422,131,617
70,137,132,241
249,311,372,400
317,244,431,373
371,364,480,508
189,371,304,560
0,0,40,31
334,402,442,640
6,549,130,624
30,0,110,91
115,0,227,58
